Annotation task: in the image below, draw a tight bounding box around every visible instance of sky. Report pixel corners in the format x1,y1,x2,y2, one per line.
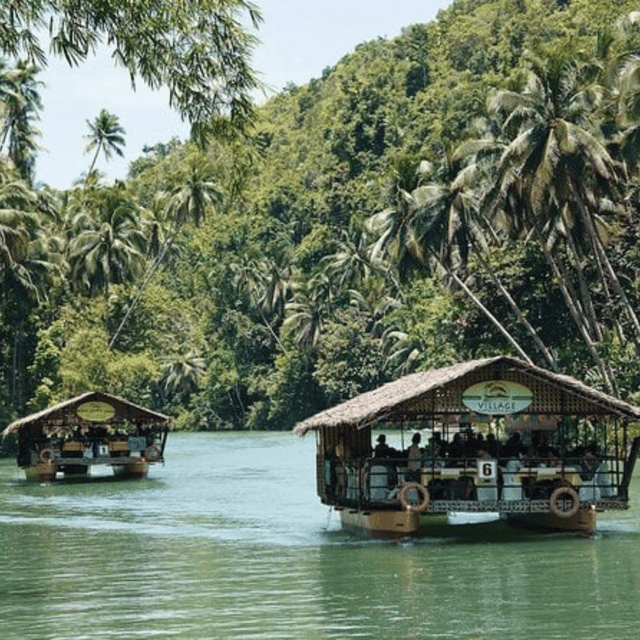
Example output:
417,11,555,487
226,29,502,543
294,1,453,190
35,0,452,189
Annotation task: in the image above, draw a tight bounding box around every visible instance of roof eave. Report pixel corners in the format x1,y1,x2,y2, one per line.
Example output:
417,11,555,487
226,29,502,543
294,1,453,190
293,356,640,434
2,391,171,437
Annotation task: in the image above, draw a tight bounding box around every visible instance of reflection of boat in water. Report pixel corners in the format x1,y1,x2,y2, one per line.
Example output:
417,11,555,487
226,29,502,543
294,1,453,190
2,391,170,481
294,356,640,537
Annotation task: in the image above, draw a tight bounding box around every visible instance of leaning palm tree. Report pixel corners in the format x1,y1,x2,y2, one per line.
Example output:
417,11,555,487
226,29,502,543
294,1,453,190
83,109,126,183
370,153,536,365
483,51,630,393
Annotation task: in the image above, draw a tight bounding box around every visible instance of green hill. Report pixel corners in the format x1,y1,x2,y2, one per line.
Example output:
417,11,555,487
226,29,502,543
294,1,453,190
3,0,640,432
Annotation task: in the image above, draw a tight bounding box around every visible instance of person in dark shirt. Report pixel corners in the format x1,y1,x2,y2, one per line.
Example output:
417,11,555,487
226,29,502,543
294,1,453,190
374,434,392,459
502,432,525,460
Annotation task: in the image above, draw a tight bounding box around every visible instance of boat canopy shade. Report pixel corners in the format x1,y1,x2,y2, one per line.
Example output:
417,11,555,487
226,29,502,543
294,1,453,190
2,391,170,437
293,356,640,436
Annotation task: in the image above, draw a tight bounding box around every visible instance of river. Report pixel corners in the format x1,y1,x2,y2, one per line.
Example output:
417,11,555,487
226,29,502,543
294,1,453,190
2,431,640,639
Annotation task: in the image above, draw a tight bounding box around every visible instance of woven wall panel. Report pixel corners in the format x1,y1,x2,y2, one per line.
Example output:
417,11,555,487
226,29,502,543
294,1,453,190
397,366,612,418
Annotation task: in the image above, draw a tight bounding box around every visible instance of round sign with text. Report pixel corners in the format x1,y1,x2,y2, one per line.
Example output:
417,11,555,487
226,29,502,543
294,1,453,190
76,401,116,422
462,380,533,414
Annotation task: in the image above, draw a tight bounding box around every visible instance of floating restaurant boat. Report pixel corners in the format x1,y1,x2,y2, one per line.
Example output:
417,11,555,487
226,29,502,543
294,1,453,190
293,356,640,536
1,391,170,482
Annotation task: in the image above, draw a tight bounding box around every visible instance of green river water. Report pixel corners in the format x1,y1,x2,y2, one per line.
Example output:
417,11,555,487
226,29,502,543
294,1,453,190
2,431,640,640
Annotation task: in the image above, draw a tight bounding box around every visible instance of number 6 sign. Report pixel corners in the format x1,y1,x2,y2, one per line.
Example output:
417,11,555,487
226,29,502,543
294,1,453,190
477,459,497,481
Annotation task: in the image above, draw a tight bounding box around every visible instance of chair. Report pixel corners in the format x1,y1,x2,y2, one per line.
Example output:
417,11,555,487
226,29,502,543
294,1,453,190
501,458,523,501
346,465,359,501
369,464,390,503
580,462,611,500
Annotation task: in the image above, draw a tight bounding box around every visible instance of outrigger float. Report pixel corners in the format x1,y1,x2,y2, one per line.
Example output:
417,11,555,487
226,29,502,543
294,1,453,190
1,391,170,482
294,356,640,537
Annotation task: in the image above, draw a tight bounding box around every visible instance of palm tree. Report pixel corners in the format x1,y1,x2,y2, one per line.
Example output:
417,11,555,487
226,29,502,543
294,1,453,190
68,186,146,298
382,328,424,376
0,166,39,290
369,155,431,281
230,253,265,306
283,272,335,350
228,252,292,353
370,153,536,364
260,258,293,321
0,60,43,183
0,165,62,409
84,109,126,182
158,350,206,402
322,225,379,289
448,133,562,370
484,52,630,393
348,277,401,339
163,155,223,230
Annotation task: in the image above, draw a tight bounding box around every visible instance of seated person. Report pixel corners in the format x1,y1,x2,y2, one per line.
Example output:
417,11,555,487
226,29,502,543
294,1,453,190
447,433,464,463
501,432,525,463
542,446,562,467
485,433,499,457
427,433,446,455
582,443,599,479
374,434,393,459
333,435,348,497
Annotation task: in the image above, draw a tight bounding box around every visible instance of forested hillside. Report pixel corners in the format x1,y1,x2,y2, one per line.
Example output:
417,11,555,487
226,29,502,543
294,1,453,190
3,0,640,435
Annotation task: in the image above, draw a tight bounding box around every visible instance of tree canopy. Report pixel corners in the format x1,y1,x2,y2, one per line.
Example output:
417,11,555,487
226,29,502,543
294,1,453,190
0,0,263,130
3,0,640,436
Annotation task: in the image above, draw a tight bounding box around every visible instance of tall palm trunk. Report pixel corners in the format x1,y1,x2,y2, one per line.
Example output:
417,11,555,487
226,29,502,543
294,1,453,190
577,198,640,351
428,248,534,364
532,225,618,396
472,248,559,370
563,229,603,342
109,235,174,348
86,143,102,180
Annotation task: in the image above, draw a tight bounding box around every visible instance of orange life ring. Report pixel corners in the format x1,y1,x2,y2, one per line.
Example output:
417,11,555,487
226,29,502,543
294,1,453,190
398,481,430,512
143,444,162,462
549,485,580,518
38,448,56,464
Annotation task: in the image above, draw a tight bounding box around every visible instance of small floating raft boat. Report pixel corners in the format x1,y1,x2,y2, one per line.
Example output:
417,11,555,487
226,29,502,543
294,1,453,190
294,356,640,537
2,391,170,481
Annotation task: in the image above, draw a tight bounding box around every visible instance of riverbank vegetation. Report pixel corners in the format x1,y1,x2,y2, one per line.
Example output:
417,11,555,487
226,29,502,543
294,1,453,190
2,0,640,434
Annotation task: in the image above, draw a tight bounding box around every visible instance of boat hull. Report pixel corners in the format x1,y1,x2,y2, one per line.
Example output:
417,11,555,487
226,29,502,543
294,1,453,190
337,507,421,537
24,462,58,482
111,459,150,479
504,508,596,535
336,504,596,537
22,459,150,481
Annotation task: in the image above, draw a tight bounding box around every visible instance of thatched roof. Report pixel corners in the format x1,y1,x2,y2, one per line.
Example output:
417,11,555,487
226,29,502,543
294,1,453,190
293,356,640,436
2,391,170,437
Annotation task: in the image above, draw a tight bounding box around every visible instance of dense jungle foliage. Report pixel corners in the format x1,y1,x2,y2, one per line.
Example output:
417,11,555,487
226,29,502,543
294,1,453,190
3,0,640,437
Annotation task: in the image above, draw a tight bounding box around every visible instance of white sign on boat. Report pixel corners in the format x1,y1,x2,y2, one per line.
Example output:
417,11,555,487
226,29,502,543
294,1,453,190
462,380,533,414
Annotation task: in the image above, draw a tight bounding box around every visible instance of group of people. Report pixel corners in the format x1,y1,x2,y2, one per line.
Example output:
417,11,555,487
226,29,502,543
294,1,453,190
373,429,602,477
373,430,501,465
328,429,606,505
